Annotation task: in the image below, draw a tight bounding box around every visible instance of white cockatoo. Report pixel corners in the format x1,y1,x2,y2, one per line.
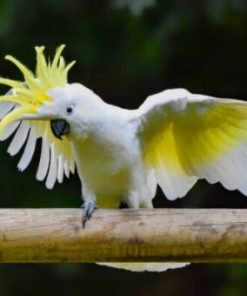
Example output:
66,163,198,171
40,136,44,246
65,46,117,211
0,45,247,272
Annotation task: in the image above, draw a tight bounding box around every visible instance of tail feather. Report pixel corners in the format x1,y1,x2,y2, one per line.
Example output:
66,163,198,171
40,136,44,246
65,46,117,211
97,262,189,272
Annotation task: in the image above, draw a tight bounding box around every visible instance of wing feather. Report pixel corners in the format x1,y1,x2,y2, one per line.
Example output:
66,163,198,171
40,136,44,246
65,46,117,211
137,89,247,199
57,155,64,183
0,121,20,141
36,137,50,181
64,161,70,178
17,128,37,171
46,144,57,189
0,102,75,188
7,120,30,156
0,101,16,118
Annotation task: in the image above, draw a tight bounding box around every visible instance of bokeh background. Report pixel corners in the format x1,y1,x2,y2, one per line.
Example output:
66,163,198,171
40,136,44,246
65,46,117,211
0,0,247,295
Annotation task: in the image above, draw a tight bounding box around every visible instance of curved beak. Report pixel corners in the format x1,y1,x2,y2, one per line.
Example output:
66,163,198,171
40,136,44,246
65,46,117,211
50,119,70,139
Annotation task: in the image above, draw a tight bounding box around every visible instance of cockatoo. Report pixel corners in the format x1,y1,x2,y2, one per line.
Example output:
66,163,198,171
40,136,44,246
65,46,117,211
0,45,247,272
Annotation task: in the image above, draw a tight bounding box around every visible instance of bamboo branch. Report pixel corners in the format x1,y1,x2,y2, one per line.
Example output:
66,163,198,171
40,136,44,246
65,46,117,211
0,209,246,262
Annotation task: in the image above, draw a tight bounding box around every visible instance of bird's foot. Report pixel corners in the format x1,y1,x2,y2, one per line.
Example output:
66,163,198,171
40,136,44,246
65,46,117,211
119,201,129,209
81,200,97,227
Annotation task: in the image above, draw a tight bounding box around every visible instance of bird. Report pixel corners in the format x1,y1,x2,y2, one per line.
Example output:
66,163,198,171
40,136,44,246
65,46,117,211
1,45,247,272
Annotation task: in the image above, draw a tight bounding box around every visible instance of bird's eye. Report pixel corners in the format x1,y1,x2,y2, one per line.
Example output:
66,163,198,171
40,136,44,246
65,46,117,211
66,106,73,115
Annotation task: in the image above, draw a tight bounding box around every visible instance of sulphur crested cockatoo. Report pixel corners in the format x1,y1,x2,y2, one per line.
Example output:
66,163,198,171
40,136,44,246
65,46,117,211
0,45,247,272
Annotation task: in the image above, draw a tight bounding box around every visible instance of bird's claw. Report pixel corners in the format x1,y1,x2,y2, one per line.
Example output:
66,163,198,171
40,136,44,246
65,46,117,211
119,201,129,209
81,200,97,227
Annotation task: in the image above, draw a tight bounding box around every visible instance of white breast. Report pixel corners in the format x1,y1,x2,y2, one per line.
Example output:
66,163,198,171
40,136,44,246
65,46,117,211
71,112,140,199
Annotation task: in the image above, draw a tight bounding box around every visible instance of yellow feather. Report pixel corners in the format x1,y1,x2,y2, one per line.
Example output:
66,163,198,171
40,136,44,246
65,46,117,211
5,55,34,80
0,106,31,135
0,45,76,186
144,101,247,174
0,45,75,134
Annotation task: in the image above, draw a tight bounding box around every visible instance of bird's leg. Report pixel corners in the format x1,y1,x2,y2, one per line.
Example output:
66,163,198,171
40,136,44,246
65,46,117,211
119,201,129,209
81,200,97,227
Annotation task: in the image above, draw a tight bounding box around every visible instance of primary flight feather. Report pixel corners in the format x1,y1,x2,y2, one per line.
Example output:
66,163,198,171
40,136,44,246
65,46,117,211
0,45,247,272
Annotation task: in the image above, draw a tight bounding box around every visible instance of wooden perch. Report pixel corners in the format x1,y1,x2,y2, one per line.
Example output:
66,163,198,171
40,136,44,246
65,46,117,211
0,208,246,262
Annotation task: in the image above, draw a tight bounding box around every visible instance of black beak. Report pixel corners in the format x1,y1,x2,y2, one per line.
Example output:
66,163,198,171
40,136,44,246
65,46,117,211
50,119,70,140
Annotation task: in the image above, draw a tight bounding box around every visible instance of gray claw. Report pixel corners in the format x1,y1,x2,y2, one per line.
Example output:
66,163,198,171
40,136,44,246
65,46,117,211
81,200,97,227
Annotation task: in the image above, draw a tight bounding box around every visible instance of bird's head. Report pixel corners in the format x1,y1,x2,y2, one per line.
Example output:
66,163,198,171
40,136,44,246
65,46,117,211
0,45,101,139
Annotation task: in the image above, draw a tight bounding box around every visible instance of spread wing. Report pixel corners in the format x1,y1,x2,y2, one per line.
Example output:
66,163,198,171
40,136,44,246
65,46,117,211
0,100,75,189
136,88,247,200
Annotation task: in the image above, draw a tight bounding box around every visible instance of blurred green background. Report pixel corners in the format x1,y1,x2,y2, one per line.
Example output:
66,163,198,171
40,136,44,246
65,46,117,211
0,0,247,295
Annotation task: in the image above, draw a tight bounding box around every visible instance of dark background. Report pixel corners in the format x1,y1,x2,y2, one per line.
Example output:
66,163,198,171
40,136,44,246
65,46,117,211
0,0,247,295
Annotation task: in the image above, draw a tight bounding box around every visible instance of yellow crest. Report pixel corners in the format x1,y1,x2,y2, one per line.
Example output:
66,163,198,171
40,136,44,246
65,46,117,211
0,45,75,133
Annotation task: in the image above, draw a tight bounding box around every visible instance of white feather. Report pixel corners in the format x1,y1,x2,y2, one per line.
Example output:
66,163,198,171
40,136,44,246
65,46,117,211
17,128,37,171
0,121,20,141
36,138,50,181
0,101,15,118
97,262,189,272
7,121,30,156
57,154,64,183
64,161,70,178
45,144,57,189
146,169,157,199
198,142,247,195
70,160,75,174
155,163,197,200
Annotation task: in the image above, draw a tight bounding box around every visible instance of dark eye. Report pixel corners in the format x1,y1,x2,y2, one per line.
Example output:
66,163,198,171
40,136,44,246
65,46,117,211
66,106,73,115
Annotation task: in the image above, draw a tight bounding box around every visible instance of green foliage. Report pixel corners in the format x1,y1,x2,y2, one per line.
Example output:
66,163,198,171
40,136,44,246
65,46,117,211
0,0,246,295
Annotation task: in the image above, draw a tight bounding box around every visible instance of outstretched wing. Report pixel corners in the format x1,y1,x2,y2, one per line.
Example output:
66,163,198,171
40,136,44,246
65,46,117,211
136,88,247,200
0,101,75,189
